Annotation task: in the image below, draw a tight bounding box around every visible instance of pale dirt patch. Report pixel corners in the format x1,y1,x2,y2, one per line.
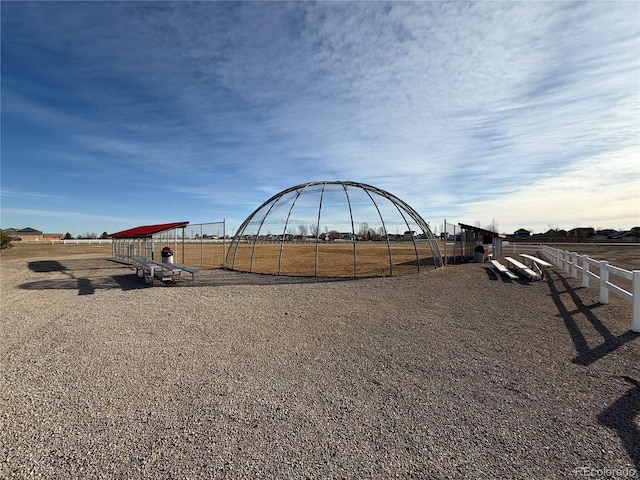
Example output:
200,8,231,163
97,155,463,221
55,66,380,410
1,248,639,478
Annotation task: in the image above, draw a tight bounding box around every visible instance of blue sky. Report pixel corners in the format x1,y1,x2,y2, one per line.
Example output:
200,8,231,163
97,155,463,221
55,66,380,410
1,1,638,237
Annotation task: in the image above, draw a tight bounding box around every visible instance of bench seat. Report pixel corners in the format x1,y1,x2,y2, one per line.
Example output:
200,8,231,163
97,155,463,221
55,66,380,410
504,256,541,280
519,254,552,279
520,254,552,268
130,257,198,284
490,259,519,280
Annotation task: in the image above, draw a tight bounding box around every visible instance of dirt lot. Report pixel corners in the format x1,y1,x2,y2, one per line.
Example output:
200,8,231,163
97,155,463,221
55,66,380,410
1,243,639,478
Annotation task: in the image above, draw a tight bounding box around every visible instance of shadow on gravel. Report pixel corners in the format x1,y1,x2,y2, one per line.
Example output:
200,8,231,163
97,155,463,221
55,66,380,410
482,266,530,285
166,270,359,288
483,267,500,281
20,258,151,293
546,270,639,366
28,260,67,272
598,376,640,471
18,275,151,292
19,257,354,292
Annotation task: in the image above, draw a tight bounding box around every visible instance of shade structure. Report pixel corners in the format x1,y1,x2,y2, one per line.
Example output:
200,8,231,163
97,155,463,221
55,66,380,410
226,181,443,277
110,222,189,263
110,222,189,239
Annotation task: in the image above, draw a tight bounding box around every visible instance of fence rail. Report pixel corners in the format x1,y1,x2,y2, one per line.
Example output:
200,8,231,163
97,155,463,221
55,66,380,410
538,245,640,333
62,239,113,244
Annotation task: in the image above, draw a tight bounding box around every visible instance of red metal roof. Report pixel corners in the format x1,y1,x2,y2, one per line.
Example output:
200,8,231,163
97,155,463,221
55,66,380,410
110,222,189,238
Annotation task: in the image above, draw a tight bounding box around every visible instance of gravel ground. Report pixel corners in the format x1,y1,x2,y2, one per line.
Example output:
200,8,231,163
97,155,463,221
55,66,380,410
1,255,639,479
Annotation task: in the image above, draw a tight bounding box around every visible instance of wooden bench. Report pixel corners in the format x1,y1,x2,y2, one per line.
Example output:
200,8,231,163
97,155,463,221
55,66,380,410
490,259,519,280
504,256,541,281
131,257,198,285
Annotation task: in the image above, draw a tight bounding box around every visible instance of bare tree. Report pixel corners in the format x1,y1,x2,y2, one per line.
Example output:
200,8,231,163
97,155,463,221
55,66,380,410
298,224,308,237
485,219,499,233
309,223,319,238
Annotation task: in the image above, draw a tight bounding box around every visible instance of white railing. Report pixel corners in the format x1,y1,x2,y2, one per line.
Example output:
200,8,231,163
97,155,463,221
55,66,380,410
540,246,640,333
62,239,113,244
502,242,543,255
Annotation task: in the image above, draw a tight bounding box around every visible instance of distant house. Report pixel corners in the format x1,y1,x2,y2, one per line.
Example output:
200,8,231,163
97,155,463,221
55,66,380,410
513,228,531,238
4,227,63,242
567,227,595,240
593,229,618,241
5,227,43,241
614,229,640,242
533,229,567,241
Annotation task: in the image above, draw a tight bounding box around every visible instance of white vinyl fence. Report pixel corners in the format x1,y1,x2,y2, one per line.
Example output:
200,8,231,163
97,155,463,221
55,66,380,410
539,246,640,333
62,239,113,244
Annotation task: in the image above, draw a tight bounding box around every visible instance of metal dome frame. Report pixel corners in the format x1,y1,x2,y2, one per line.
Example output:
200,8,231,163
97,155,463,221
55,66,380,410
226,181,443,277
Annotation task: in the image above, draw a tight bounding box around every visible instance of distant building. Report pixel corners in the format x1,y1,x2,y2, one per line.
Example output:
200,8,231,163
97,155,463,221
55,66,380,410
513,228,531,238
532,229,568,241
567,227,595,240
613,229,640,242
3,227,62,242
593,229,618,241
5,227,42,241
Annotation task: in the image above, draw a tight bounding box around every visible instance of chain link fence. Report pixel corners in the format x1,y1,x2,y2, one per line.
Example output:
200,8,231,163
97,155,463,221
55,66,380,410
152,221,226,268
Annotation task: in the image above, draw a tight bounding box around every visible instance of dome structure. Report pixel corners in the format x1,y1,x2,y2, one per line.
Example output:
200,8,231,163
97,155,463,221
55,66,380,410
226,181,443,277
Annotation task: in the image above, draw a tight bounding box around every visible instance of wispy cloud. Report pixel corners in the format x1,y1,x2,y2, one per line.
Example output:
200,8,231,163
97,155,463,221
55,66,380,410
0,190,73,203
0,208,145,231
1,1,638,234
459,147,640,232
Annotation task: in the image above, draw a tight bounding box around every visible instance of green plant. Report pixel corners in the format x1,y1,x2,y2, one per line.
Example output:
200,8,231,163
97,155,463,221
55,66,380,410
1,229,14,249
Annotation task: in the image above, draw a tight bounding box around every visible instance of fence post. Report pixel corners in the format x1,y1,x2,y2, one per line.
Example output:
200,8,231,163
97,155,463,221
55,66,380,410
632,270,640,333
582,257,590,288
563,250,570,274
571,252,578,278
599,261,609,304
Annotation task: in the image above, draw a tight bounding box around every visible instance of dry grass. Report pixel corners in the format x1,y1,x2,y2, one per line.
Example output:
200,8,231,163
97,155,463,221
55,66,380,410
226,242,436,276
3,240,637,275
0,242,113,261
154,243,227,268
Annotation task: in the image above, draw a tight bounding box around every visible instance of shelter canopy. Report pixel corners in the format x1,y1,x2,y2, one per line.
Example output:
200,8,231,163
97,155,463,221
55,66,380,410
458,223,500,237
110,222,189,239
